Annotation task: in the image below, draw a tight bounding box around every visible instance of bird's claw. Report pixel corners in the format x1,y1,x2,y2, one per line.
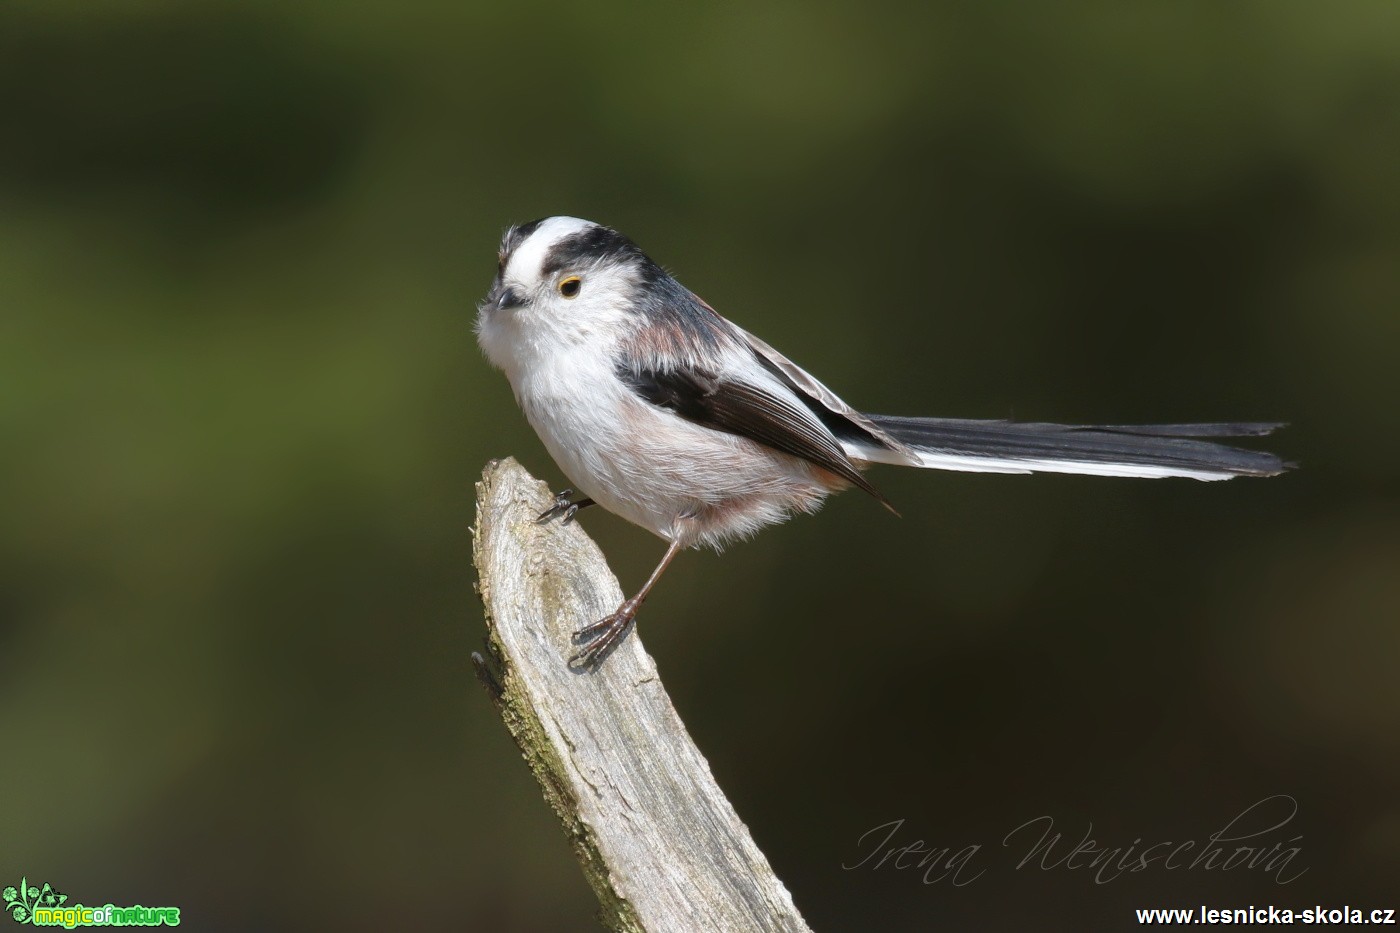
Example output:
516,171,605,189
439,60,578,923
536,488,591,525
568,602,639,670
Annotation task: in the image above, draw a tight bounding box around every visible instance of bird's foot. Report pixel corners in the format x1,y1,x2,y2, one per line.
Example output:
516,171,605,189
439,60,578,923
536,489,595,526
568,599,639,670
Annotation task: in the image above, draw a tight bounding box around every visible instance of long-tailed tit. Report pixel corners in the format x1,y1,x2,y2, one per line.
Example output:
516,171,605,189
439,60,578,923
476,216,1288,668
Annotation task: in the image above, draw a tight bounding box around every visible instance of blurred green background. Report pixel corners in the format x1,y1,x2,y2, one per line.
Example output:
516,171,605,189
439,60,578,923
2,1,1398,929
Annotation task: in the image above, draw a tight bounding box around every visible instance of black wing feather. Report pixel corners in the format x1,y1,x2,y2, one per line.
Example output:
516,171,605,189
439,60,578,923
619,365,894,508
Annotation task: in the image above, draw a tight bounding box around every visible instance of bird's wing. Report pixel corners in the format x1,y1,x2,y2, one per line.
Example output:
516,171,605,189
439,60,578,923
616,362,895,510
729,323,922,466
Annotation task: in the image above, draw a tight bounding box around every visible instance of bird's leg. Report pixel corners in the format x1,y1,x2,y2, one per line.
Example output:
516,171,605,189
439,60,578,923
536,488,596,526
569,537,685,670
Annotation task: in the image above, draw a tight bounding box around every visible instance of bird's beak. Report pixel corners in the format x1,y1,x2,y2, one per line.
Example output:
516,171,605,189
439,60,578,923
481,284,526,315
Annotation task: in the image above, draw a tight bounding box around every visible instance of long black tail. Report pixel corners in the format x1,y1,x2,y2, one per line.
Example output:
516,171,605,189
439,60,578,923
852,416,1290,480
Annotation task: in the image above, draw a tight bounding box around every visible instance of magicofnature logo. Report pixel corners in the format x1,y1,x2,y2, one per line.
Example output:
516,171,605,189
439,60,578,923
3,878,179,928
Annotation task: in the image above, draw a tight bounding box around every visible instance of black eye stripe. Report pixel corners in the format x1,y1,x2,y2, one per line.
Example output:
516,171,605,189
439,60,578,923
541,225,650,277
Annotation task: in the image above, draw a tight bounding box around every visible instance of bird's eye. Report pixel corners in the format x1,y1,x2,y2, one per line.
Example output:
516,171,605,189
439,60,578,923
559,276,582,298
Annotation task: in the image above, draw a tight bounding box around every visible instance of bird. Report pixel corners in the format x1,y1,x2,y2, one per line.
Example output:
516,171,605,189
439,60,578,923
475,216,1288,668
